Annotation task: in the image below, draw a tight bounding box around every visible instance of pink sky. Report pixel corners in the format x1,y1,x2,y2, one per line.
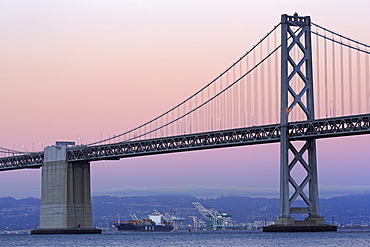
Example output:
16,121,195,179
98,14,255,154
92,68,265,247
0,0,369,199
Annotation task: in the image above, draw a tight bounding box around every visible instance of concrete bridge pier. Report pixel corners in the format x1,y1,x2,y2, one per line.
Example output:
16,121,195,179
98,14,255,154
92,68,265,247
31,144,101,234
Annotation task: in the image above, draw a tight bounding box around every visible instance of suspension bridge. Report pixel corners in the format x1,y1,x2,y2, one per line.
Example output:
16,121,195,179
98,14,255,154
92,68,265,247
1,13,369,233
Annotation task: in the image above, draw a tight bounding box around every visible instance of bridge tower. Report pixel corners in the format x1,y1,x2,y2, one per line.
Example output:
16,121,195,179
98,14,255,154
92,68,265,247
264,13,336,232
31,144,101,234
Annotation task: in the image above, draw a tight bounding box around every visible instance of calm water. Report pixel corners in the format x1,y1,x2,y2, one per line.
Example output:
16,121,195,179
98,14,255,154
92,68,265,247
0,229,369,247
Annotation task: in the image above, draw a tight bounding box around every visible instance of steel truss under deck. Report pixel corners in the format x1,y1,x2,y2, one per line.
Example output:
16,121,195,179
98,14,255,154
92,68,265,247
0,114,369,171
0,152,43,171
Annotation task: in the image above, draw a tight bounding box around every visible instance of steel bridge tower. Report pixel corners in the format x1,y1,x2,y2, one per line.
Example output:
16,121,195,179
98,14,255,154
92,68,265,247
264,13,336,231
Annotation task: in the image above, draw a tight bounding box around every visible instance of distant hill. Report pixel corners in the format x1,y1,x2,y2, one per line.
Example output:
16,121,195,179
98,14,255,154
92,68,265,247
320,194,370,225
0,194,369,230
0,197,39,230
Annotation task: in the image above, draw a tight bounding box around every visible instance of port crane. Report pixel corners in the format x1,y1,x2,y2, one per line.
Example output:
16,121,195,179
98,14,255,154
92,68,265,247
192,201,232,230
155,210,185,230
189,216,205,229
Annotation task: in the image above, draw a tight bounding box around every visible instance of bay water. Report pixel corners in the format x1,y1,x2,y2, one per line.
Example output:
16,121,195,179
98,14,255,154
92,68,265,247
0,229,369,246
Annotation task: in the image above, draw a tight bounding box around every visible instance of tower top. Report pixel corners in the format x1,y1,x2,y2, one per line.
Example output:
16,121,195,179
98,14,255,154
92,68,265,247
281,13,311,26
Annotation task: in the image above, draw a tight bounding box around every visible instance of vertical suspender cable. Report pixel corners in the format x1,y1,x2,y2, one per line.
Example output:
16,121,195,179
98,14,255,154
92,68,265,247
267,35,272,124
209,78,212,131
214,74,217,129
201,91,203,132
221,77,224,129
165,114,168,137
160,116,163,137
183,101,189,135
340,38,344,116
189,97,194,134
172,110,174,136
228,69,231,128
349,40,353,115
332,35,336,117
324,31,328,118
196,93,198,133
247,55,251,126
252,50,256,125
261,42,265,124
316,27,321,118
240,59,243,127
207,83,210,131
275,28,279,123
209,79,212,131
357,45,361,114
233,65,236,128
218,81,221,130
178,106,181,134
236,64,239,128
214,79,218,131
366,48,369,112
225,72,231,129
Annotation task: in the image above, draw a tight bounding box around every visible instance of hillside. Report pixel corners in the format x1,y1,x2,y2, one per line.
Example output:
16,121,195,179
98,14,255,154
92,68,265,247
0,194,369,230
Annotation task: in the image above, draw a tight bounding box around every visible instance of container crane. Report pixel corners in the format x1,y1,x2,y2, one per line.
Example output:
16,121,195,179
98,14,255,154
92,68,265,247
192,201,232,230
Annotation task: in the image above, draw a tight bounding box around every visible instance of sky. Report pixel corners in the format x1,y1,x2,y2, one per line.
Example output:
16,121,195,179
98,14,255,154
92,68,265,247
0,0,369,199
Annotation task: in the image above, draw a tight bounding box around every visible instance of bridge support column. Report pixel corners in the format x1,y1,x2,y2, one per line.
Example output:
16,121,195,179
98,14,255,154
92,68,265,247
263,13,336,232
31,145,101,234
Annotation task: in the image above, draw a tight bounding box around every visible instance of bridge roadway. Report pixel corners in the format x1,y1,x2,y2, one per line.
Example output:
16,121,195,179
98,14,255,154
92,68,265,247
1,114,369,171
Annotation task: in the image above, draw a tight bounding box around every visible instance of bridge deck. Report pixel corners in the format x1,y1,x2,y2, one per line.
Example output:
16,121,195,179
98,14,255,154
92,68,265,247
1,114,369,170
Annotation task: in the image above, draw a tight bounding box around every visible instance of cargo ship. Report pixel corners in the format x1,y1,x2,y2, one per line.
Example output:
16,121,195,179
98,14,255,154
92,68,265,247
114,211,174,232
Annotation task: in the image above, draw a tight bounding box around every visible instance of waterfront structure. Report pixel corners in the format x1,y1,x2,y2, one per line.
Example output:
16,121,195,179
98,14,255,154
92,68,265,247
192,201,233,230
